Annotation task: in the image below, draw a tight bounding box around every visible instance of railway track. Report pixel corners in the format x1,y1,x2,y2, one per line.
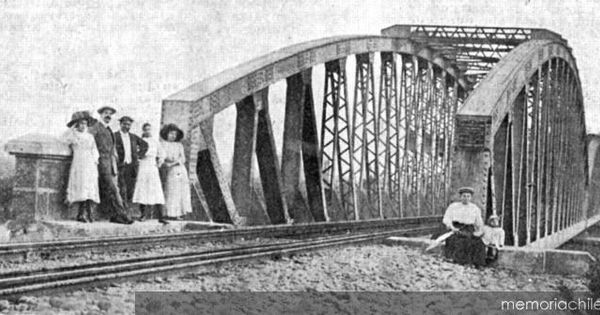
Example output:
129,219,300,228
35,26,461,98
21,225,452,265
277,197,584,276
0,216,441,261
0,223,439,298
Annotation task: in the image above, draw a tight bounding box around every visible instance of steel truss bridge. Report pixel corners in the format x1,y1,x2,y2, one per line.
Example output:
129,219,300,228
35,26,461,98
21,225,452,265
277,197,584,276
162,25,597,248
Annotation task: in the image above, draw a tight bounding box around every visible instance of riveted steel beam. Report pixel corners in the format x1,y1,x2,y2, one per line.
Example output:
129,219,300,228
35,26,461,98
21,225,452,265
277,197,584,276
454,38,587,248
352,53,381,219
378,52,400,218
232,89,289,225
194,119,240,225
282,69,327,222
321,58,356,221
382,25,566,85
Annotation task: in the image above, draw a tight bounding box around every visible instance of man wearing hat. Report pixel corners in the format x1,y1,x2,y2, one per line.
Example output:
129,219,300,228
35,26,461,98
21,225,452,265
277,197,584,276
87,106,133,224
440,186,486,267
114,115,148,210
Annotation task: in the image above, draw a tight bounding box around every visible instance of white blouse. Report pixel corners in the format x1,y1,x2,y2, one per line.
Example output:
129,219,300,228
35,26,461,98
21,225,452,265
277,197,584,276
482,226,505,247
442,202,484,235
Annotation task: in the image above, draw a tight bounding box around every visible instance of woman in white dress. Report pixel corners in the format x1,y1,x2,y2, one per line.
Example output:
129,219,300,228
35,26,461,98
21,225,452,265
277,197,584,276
442,187,486,267
132,123,168,224
63,111,100,223
160,124,193,219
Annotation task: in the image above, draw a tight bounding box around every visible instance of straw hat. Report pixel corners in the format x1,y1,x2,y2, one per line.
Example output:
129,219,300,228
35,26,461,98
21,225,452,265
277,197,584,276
81,111,97,124
66,111,89,127
97,106,116,115
160,124,184,142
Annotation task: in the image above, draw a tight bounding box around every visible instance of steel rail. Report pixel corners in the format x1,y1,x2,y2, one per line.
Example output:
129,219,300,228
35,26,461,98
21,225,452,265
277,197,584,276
0,216,441,259
0,225,439,297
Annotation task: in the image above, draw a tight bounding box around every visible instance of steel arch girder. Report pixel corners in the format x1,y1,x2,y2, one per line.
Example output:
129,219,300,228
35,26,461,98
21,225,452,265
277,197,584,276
458,40,583,136
165,36,468,126
452,39,588,248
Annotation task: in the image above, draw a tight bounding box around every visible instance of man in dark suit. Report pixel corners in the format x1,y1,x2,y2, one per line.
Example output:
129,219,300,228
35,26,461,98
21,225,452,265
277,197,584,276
87,106,133,224
114,116,148,209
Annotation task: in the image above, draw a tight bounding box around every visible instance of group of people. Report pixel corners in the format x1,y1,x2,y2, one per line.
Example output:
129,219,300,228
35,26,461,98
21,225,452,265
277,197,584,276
440,186,505,268
63,105,506,259
62,106,192,225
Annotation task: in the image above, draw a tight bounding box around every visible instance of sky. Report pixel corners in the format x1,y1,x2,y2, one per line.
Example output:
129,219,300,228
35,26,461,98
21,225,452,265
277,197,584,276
0,0,598,165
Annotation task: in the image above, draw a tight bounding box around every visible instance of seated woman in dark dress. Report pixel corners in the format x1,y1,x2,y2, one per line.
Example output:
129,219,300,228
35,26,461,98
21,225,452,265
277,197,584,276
442,187,486,267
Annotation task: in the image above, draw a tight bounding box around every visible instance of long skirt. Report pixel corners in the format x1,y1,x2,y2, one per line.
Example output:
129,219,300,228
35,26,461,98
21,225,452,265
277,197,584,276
443,225,486,267
163,164,193,217
132,159,165,205
67,147,100,204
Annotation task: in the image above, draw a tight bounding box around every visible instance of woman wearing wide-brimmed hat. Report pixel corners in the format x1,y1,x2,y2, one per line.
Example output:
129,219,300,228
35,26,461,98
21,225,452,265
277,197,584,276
441,186,486,267
159,124,192,219
62,111,100,223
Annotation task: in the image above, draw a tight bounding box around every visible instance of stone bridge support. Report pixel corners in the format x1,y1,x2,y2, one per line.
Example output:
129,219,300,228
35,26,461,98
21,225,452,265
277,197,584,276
4,134,73,224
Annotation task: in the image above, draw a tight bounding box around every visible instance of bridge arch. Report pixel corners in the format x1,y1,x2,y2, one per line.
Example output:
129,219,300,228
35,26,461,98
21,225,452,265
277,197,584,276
453,39,591,248
164,36,468,121
163,35,468,225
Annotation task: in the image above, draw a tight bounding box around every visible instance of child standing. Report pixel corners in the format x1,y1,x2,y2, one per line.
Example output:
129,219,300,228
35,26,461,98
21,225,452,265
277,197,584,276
482,214,505,264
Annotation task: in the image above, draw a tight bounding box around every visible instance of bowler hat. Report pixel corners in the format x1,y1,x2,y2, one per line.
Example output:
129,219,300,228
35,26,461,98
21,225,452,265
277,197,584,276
66,111,90,127
97,106,116,115
160,124,184,142
119,116,134,123
458,186,475,195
